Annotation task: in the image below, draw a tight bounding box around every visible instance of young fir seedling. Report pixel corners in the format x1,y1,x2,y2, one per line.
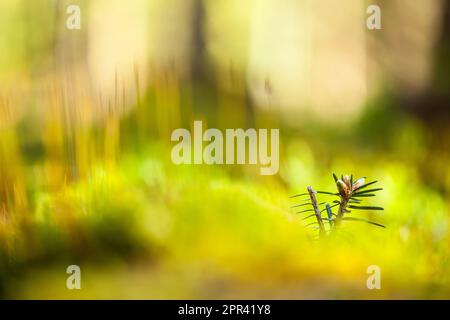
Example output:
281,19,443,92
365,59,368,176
291,174,385,238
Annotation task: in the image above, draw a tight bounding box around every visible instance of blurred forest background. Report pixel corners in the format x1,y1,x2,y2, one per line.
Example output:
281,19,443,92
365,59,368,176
0,0,449,298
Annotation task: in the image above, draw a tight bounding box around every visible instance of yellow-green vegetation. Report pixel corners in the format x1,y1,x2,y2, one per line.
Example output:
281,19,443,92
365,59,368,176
1,0,450,300
1,84,449,299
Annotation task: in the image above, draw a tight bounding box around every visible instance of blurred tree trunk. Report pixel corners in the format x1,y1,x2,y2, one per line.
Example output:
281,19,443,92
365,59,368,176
52,0,91,182
53,0,89,72
190,0,207,84
188,0,221,122
408,0,450,121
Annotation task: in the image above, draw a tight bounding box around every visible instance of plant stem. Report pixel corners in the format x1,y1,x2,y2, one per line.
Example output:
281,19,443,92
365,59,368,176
334,197,349,228
307,186,326,238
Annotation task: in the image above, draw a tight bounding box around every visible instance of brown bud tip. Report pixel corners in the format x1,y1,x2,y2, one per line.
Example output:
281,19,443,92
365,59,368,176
343,175,351,188
336,180,348,197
